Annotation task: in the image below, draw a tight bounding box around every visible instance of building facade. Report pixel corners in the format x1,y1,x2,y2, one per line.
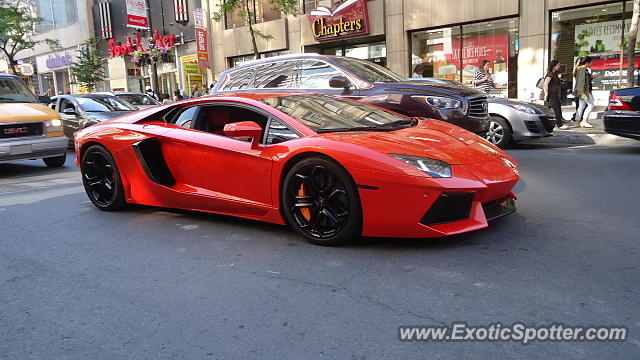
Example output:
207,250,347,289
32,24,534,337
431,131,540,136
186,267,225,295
205,0,640,105
91,0,211,97
5,0,94,95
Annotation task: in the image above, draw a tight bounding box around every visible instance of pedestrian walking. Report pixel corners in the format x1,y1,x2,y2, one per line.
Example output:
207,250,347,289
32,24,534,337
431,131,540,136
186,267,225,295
574,56,595,128
474,60,497,94
543,60,570,129
191,84,202,98
411,64,424,78
162,94,172,104
145,85,159,101
173,90,183,102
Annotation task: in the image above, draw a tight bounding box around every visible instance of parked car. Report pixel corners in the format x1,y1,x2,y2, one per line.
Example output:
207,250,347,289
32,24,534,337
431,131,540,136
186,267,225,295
74,92,519,246
51,94,137,146
213,54,490,134
94,91,161,110
410,78,555,148
603,87,640,140
0,73,67,167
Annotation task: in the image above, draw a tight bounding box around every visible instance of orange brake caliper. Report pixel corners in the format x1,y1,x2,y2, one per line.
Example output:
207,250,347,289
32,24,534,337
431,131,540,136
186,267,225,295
298,183,311,221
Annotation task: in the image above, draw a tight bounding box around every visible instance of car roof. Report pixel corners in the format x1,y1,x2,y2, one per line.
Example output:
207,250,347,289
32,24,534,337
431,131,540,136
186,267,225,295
221,53,345,73
51,94,119,99
0,73,19,79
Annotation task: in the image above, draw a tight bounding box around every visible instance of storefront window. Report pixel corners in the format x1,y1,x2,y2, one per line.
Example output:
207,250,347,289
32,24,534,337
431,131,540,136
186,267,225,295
551,1,635,100
36,0,78,32
322,42,387,67
411,27,462,83
225,0,282,29
411,18,519,98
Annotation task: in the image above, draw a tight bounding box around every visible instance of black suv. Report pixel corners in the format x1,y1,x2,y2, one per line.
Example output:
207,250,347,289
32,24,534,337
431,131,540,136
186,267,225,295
213,54,489,134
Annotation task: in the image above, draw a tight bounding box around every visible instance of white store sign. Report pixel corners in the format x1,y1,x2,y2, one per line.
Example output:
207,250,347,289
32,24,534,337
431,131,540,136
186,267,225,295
36,50,76,73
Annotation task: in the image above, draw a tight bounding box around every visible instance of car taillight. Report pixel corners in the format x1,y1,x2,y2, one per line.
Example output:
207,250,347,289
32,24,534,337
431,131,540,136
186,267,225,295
609,93,631,110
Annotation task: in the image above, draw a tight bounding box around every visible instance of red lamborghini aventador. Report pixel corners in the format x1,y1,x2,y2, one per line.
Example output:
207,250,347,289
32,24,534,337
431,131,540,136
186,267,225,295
74,92,519,245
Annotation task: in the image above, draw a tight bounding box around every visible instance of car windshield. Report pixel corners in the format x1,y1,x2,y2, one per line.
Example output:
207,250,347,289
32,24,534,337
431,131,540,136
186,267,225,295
333,57,406,83
117,93,160,106
76,96,137,112
258,94,410,132
0,77,38,103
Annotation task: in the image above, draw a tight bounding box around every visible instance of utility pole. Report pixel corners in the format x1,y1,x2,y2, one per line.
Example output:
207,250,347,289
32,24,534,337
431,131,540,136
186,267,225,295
144,0,159,94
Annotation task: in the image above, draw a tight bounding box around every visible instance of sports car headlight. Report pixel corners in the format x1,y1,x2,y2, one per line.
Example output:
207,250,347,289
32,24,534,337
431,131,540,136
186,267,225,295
507,104,537,114
390,154,452,178
412,95,462,109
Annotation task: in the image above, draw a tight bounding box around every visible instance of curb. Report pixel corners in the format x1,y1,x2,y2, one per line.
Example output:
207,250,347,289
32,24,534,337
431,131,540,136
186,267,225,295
526,131,636,146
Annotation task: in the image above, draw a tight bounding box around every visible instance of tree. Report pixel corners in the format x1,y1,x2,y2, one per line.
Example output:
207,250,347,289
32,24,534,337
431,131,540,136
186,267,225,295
0,0,59,74
628,0,640,87
215,0,297,59
69,38,104,93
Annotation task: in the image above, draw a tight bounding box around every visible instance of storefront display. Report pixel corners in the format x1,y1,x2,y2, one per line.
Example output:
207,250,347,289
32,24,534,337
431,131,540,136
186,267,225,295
551,1,638,101
411,18,519,97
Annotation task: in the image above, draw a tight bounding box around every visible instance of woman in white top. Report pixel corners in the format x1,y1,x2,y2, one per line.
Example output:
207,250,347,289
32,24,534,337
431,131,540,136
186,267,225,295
474,60,496,94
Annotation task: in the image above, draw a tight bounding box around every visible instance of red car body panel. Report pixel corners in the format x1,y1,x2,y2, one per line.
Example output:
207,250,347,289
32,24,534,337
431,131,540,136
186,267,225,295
75,94,519,238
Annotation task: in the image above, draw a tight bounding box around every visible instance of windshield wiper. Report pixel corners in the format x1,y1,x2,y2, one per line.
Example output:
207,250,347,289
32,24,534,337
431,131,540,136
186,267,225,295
380,119,418,127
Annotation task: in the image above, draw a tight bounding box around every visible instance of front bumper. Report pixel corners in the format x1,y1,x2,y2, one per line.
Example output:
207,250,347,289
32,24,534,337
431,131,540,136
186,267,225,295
508,112,555,141
0,135,68,163
352,159,519,238
604,112,640,140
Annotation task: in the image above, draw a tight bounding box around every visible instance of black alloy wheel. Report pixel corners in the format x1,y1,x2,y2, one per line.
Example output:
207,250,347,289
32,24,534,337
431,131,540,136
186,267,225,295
282,157,361,246
81,145,125,211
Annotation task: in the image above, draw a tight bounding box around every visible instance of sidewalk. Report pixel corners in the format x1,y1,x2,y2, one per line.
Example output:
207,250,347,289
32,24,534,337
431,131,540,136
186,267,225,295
521,105,638,146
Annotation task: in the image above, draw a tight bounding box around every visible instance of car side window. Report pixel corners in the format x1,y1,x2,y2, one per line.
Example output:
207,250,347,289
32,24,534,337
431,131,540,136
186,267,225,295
266,118,300,145
59,98,75,112
222,67,256,91
299,60,343,89
172,106,198,128
254,61,298,89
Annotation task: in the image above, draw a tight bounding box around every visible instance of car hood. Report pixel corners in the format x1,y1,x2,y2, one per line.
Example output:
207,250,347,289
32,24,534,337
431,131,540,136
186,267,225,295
317,120,503,165
0,103,59,123
375,81,483,97
488,98,554,116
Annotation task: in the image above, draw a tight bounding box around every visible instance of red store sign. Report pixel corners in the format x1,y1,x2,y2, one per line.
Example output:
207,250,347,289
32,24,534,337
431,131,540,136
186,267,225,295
195,29,209,68
308,0,370,42
109,30,176,57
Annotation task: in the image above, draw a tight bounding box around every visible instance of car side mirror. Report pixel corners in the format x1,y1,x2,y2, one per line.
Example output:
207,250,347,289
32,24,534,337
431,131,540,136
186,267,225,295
329,76,352,90
38,95,51,104
62,108,76,116
223,121,262,148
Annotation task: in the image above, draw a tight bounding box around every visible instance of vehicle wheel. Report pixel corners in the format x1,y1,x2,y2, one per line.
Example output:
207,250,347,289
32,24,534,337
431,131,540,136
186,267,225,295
485,116,512,148
81,145,125,211
281,157,362,246
43,153,66,167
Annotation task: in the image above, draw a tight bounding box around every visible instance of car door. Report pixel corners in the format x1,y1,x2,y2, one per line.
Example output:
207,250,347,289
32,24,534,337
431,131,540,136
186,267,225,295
298,60,361,99
57,97,80,140
158,103,274,209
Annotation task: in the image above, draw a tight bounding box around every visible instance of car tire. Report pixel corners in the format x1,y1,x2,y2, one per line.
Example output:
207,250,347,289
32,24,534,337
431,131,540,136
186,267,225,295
43,153,66,167
485,115,512,149
281,157,362,246
81,145,125,211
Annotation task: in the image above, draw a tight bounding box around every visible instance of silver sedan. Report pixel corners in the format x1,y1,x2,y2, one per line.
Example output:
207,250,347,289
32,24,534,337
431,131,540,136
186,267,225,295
486,98,556,148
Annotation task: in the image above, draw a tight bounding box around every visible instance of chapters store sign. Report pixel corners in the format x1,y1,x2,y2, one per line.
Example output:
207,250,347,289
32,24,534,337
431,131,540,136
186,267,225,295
308,0,370,42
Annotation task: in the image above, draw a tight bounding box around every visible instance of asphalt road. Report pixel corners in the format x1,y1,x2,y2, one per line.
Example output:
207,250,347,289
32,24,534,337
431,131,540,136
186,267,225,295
1,144,639,359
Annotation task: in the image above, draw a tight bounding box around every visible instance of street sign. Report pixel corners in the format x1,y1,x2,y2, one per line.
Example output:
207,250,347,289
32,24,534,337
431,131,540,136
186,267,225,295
195,28,209,68
126,0,148,29
194,8,206,29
